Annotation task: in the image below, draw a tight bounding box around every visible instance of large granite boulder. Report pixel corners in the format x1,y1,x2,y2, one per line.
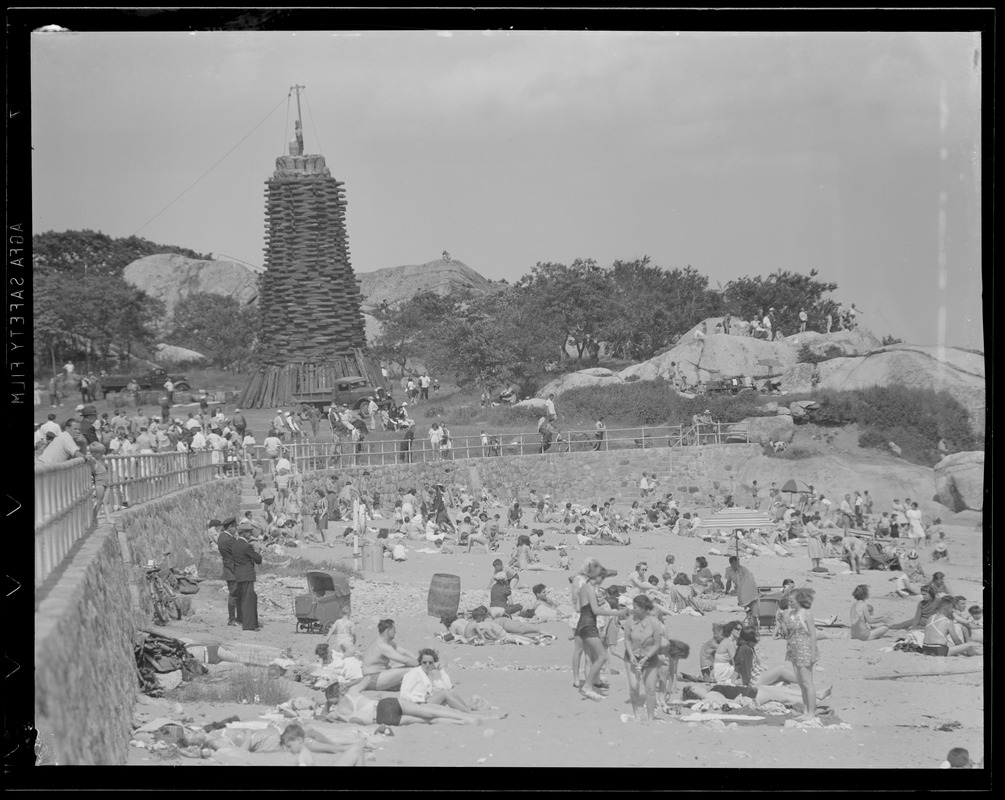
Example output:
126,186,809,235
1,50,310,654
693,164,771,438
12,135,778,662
619,334,797,387
785,329,883,357
513,398,550,416
815,346,985,434
730,413,795,445
538,368,624,397
123,254,259,322
933,451,985,512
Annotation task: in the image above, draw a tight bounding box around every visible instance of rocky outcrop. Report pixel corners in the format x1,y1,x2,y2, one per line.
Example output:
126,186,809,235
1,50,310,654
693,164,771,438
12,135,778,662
786,329,883,357
933,451,984,513
153,343,210,365
619,334,797,387
357,259,498,311
123,255,259,322
537,368,624,397
814,346,985,433
731,414,794,445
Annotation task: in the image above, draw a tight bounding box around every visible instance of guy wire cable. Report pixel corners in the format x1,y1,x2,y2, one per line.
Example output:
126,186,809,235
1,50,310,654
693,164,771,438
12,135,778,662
132,93,289,237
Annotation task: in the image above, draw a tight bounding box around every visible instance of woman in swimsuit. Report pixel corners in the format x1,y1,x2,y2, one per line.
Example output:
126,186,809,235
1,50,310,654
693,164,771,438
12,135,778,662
623,594,663,722
780,587,819,722
923,598,983,657
323,679,503,726
849,585,894,640
576,561,627,701
711,620,742,683
888,583,940,630
515,534,560,571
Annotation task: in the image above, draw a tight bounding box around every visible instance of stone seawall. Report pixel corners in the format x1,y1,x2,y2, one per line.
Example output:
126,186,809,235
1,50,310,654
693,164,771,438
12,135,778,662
34,479,239,765
298,444,762,506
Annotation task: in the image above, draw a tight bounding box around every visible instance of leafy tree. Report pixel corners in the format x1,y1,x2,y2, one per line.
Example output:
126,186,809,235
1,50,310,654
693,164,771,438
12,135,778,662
369,290,457,375
33,229,212,279
600,258,723,358
168,292,258,370
516,259,614,363
723,269,838,335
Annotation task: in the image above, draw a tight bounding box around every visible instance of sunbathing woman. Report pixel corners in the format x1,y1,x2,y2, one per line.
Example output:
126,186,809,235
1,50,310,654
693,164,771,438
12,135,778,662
711,621,742,683
683,677,833,709
629,562,652,595
888,584,940,630
514,534,560,571
923,597,983,657
469,605,541,645
185,721,366,766
623,594,663,722
323,678,504,726
850,585,895,640
692,557,713,589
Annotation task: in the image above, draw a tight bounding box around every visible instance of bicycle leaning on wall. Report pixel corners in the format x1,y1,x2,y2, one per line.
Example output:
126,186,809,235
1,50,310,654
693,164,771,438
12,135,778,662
144,562,182,625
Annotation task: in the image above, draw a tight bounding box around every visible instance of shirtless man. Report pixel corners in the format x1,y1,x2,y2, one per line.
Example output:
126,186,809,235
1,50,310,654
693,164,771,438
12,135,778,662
360,619,419,691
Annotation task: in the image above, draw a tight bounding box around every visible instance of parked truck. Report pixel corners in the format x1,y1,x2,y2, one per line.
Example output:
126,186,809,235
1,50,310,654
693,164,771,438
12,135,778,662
99,367,191,398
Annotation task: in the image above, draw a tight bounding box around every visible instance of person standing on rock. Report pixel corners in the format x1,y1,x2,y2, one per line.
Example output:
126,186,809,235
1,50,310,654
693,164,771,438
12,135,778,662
216,517,240,627
232,521,263,631
798,308,808,334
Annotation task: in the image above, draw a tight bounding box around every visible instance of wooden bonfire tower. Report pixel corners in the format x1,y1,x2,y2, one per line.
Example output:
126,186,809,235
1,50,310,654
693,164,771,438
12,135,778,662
239,85,384,409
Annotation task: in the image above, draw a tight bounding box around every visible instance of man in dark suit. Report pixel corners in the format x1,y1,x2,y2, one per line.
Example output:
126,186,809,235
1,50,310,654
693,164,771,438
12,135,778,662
231,521,263,631
216,517,240,627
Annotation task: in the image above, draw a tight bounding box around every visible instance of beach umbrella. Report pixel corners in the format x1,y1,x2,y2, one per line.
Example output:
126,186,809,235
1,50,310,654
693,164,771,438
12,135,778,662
780,479,813,510
695,508,775,561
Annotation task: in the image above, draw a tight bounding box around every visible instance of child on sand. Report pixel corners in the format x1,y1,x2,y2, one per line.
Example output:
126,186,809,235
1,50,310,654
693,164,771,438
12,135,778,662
558,547,571,570
327,607,356,654
699,623,726,680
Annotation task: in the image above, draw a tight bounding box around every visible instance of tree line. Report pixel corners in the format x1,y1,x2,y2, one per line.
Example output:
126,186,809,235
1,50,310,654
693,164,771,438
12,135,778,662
33,231,846,387
370,257,843,396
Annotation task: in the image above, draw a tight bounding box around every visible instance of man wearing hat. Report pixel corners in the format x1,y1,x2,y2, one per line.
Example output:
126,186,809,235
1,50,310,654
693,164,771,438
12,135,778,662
216,518,240,626
78,405,100,445
231,520,263,631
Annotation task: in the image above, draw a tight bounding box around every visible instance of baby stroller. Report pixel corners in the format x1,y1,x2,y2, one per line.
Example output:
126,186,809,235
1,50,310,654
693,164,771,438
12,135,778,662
292,570,351,634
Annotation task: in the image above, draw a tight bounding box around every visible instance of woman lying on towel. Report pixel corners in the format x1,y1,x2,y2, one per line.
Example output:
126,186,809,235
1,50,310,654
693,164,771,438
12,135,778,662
471,605,555,643
322,678,505,726
185,721,366,766
724,625,833,709
682,679,832,709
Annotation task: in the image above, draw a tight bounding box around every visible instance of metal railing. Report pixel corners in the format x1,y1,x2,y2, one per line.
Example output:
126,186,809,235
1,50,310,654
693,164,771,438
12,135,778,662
246,422,749,470
35,458,95,589
34,450,229,587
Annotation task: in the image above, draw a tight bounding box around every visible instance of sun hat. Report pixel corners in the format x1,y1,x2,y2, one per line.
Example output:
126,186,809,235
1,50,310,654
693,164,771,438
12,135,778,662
207,519,222,528
907,550,919,559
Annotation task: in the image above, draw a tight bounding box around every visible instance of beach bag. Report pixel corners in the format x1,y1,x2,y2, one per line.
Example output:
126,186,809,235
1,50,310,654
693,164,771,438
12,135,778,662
177,576,202,595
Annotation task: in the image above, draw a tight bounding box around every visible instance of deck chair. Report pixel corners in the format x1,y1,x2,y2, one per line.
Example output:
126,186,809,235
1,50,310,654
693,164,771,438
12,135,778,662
864,541,896,570
745,596,780,633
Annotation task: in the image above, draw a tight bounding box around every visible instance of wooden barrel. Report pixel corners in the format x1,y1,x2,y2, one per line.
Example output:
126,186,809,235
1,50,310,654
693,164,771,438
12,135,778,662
427,573,461,619
361,543,384,573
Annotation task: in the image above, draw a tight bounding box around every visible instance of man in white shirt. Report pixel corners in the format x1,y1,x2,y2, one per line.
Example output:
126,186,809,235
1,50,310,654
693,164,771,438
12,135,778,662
272,410,287,440
419,373,431,401
545,394,557,421
763,310,774,341
398,649,471,711
184,412,201,432
798,308,808,333
190,429,208,452
275,452,292,474
39,413,62,438
36,419,88,465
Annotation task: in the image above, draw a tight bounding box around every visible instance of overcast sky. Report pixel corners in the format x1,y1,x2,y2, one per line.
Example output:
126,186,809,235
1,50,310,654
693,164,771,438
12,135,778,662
31,29,982,349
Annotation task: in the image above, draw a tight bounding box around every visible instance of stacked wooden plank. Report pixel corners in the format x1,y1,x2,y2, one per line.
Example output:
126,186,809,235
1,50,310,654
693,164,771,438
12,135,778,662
239,153,381,409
